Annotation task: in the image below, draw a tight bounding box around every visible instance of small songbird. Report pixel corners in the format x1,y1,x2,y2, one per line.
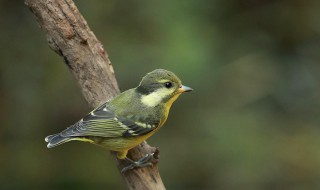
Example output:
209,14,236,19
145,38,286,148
45,69,192,172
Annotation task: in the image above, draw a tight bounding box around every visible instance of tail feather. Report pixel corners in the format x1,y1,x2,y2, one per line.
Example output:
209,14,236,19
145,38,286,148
45,134,56,142
45,133,71,148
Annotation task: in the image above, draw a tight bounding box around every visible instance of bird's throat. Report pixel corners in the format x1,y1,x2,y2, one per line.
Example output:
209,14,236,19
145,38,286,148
164,93,181,117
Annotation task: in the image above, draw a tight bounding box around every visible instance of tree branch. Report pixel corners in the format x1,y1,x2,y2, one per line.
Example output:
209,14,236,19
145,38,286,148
24,0,165,189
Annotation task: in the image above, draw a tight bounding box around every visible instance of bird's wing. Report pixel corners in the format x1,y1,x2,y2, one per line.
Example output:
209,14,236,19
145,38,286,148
59,102,159,138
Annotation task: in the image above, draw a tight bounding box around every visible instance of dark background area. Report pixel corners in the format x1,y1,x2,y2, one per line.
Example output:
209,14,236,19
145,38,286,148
1,0,320,189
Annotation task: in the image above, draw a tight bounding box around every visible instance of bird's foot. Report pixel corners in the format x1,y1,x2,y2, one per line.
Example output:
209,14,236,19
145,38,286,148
121,153,155,173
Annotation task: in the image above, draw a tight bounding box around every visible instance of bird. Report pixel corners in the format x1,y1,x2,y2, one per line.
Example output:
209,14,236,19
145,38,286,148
45,69,193,172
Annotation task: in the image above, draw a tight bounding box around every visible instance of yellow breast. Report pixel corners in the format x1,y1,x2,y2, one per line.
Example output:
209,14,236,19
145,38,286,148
164,93,182,118
100,92,182,153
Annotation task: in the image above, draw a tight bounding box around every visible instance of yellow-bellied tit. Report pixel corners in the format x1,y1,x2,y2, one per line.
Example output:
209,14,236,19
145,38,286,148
45,69,192,172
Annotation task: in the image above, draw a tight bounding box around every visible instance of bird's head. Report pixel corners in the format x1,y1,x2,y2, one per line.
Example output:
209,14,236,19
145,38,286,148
137,69,192,107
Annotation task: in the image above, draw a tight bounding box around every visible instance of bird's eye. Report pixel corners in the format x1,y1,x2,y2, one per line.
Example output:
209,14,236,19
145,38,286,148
164,82,173,88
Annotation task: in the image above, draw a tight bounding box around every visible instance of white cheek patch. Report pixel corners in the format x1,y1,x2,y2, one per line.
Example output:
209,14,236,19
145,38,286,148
141,92,162,107
141,88,174,107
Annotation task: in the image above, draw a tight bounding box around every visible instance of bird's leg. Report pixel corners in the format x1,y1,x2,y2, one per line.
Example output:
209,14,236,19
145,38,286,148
121,153,155,173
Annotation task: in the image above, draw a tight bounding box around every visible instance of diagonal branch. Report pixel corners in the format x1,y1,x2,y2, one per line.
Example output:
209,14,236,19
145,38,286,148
24,0,165,189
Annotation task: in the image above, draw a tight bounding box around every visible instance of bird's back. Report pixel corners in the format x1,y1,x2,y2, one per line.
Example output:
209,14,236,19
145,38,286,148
107,88,166,125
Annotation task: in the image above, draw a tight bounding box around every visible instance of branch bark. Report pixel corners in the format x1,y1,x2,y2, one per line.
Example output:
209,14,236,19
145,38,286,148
24,0,165,189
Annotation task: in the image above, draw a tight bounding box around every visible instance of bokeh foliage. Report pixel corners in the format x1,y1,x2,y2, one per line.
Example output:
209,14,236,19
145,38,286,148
1,0,320,189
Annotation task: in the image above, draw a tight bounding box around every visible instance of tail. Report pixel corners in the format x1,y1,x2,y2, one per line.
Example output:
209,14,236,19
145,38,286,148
45,133,72,148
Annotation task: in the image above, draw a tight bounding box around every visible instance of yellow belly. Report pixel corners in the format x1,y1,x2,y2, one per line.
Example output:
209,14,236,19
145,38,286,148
88,93,181,158
95,121,164,152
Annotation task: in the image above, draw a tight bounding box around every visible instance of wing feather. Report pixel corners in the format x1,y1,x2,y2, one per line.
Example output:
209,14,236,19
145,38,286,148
59,102,159,138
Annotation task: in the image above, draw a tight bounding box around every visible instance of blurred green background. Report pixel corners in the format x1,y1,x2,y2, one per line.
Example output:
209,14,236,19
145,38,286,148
1,0,320,189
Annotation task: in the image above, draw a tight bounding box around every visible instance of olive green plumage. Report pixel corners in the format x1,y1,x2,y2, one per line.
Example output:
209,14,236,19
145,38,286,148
45,69,192,169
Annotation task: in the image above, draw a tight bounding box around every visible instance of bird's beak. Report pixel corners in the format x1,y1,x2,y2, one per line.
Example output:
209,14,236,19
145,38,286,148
177,85,193,93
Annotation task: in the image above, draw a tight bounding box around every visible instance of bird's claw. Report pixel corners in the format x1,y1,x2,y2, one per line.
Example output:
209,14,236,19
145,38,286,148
121,153,155,173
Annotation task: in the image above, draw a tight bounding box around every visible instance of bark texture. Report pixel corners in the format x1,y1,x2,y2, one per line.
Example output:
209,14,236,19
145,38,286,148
25,0,165,189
